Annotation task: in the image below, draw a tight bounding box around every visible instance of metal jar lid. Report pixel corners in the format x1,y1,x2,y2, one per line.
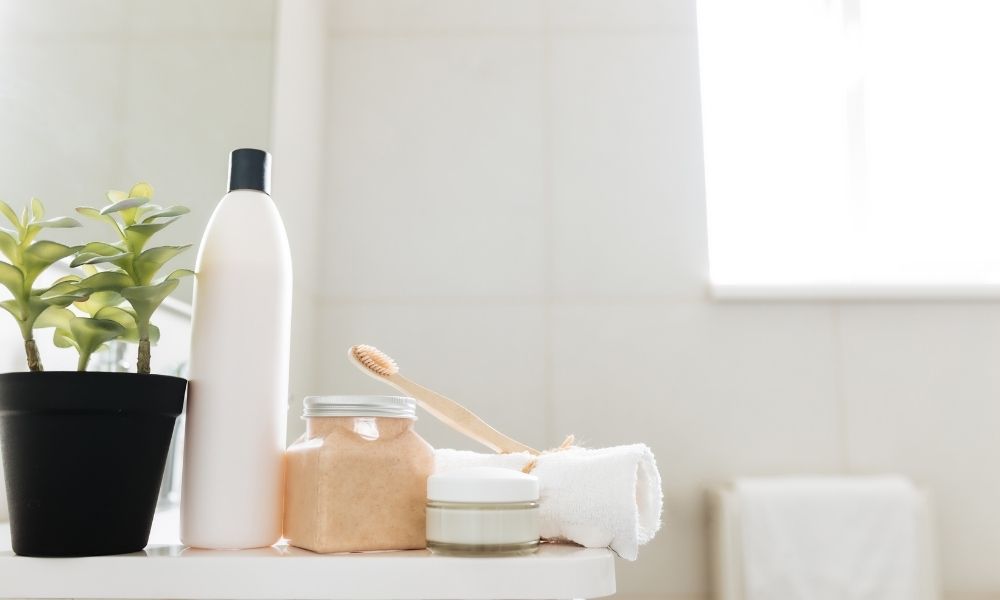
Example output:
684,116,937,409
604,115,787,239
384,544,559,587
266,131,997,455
302,395,417,419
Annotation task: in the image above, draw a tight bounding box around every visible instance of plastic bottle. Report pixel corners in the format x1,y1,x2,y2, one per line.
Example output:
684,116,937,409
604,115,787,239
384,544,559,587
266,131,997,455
181,148,292,549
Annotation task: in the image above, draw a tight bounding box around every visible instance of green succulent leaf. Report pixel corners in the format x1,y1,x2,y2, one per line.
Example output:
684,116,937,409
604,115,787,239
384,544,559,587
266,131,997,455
121,279,180,303
23,241,77,263
38,279,90,305
21,242,79,286
75,289,125,318
164,268,195,281
129,182,154,199
41,280,80,297
93,305,136,328
31,216,82,229
70,316,125,344
0,299,24,321
121,278,179,326
141,205,190,223
135,204,161,224
71,251,132,268
0,261,24,297
77,206,110,220
35,306,74,330
0,231,18,262
93,306,160,344
76,207,124,234
120,183,154,225
76,271,134,294
41,292,90,306
30,198,44,221
19,205,28,227
52,328,75,349
124,219,177,252
134,245,190,284
67,316,126,370
0,201,21,231
78,241,125,255
23,293,57,329
101,197,149,216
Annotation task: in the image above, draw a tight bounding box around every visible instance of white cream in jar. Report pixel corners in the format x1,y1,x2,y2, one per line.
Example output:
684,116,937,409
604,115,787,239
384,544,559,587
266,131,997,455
426,467,540,556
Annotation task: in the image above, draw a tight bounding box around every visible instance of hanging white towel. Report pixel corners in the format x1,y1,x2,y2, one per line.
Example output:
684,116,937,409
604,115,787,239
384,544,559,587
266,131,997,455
734,476,923,600
435,444,662,560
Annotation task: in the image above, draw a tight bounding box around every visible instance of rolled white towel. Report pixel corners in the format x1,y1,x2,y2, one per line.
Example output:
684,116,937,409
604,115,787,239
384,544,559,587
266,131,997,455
434,444,663,560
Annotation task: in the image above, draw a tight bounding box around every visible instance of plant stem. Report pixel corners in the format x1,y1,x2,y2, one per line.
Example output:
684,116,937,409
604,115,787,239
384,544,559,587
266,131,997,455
138,339,150,374
25,339,43,372
77,351,90,372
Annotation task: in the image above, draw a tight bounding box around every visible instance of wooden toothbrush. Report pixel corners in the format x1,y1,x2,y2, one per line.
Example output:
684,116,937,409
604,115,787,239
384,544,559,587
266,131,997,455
349,345,540,455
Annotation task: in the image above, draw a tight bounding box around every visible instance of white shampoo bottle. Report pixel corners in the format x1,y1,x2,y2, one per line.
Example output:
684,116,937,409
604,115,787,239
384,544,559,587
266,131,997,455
181,148,291,549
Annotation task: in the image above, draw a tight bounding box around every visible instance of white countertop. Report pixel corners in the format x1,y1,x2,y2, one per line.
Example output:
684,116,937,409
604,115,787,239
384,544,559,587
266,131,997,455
0,510,616,600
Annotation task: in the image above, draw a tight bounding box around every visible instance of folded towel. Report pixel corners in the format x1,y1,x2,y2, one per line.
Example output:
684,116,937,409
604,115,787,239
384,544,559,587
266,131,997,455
434,444,662,560
734,476,922,600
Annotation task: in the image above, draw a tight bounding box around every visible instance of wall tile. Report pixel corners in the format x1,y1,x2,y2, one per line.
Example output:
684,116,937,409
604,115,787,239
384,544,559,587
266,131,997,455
0,40,122,231
549,31,708,299
551,301,841,596
839,304,1000,596
327,0,543,34
313,301,548,452
544,0,696,32
124,0,276,37
324,35,546,300
0,0,125,37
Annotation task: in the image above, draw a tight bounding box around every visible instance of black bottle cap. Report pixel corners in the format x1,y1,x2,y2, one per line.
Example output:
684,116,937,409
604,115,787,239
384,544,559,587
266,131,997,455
228,148,271,195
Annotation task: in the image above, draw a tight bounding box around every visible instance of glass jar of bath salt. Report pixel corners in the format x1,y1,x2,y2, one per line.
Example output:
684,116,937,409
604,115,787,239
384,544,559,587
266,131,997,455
426,467,540,556
284,395,434,553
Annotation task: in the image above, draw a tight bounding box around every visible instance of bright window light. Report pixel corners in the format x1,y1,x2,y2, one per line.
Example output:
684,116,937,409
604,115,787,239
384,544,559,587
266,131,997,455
697,0,1000,294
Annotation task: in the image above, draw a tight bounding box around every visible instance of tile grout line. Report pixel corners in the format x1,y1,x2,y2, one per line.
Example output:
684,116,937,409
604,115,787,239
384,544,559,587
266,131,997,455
111,2,133,185
831,304,850,473
313,0,335,401
317,293,712,306
324,27,696,39
541,7,557,447
3,33,274,42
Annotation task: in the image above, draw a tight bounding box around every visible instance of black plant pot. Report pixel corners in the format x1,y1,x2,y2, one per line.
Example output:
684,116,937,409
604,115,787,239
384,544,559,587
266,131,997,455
0,371,186,557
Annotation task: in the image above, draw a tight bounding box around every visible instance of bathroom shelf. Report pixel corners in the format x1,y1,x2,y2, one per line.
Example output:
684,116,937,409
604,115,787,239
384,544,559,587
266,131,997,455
0,510,616,600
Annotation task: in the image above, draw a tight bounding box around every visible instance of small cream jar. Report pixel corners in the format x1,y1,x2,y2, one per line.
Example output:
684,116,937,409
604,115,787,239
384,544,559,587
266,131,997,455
426,467,540,556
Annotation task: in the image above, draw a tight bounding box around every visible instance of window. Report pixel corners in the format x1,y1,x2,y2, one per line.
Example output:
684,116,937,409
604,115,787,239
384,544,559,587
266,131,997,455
697,0,1000,297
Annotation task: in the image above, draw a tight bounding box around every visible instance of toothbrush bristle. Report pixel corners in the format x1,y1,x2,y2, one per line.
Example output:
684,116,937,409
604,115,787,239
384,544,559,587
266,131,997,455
351,344,399,377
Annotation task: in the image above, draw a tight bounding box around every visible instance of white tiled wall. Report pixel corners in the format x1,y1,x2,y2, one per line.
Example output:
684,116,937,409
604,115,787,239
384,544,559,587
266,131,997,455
316,1,1000,599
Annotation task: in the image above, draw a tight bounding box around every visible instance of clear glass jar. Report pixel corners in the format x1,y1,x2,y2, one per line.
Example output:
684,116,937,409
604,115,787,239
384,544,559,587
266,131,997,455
426,467,540,556
284,396,434,553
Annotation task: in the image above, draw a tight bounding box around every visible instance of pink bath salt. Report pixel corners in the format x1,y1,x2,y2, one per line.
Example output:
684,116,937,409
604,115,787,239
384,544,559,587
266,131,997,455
284,396,434,553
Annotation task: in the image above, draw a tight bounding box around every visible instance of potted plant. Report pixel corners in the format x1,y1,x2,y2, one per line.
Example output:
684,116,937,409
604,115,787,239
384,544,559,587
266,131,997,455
0,183,192,557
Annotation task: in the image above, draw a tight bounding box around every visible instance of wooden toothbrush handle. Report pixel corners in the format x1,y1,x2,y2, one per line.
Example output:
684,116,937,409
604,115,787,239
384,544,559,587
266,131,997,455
386,373,539,455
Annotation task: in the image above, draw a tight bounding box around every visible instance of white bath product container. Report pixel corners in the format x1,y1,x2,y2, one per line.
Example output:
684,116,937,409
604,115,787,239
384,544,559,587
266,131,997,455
181,148,292,549
426,467,540,556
